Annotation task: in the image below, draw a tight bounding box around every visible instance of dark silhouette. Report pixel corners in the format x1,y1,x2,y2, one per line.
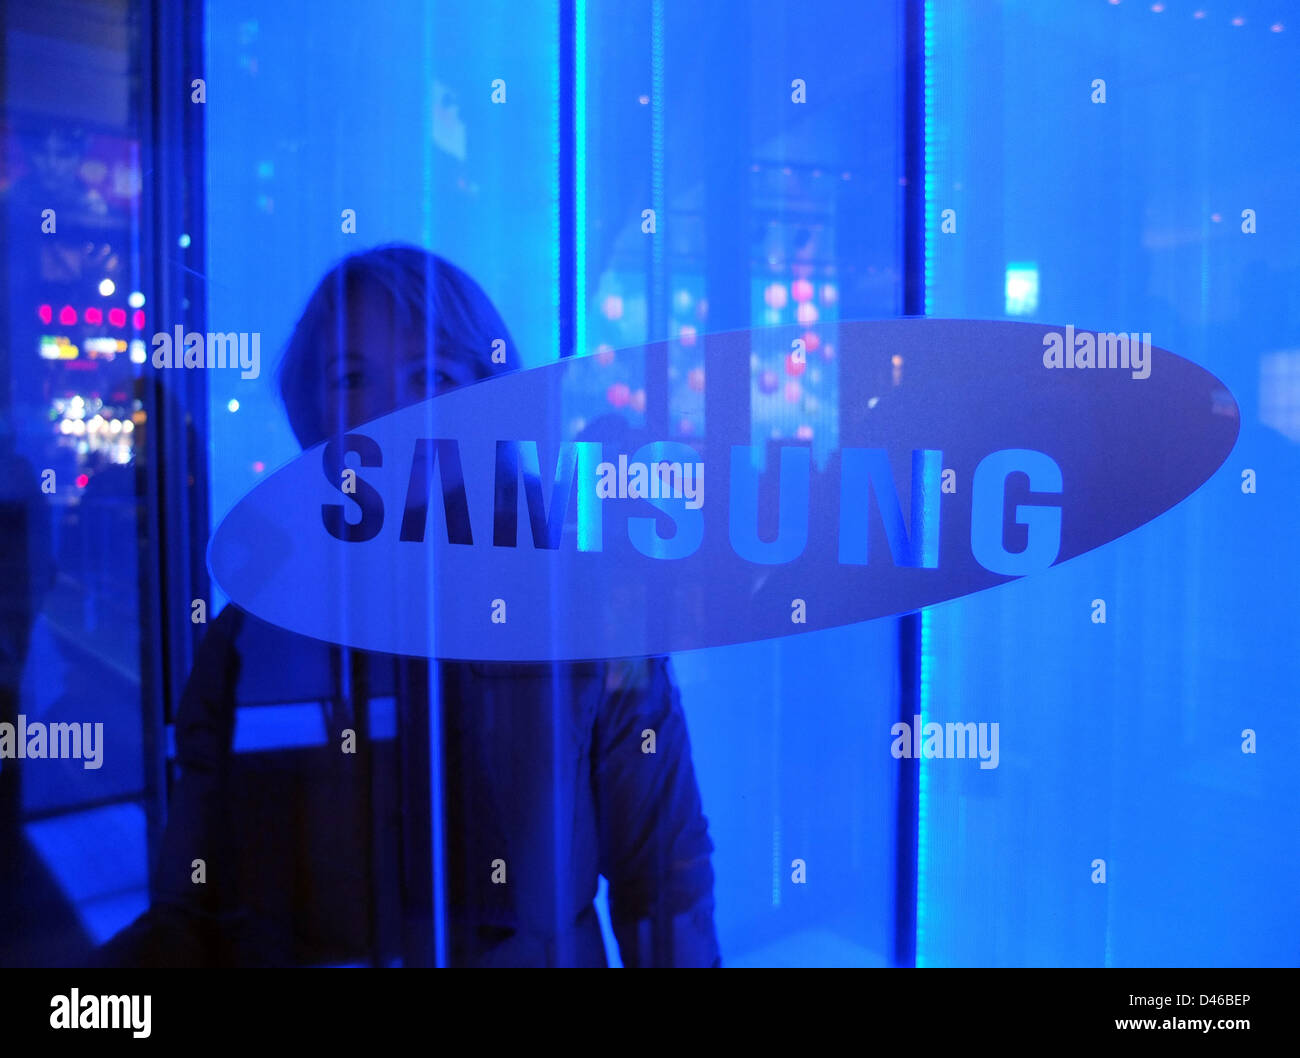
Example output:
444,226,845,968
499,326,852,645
95,245,720,967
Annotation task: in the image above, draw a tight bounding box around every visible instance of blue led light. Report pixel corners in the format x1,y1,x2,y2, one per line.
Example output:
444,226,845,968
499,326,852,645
916,0,935,966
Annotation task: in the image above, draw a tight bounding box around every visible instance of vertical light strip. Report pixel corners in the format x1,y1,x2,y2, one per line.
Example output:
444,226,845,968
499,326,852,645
553,0,562,363
772,649,782,909
917,608,933,965
922,1,935,318
551,0,565,965
421,10,434,250
916,0,935,967
575,0,587,360
651,0,665,341
421,3,447,968
424,3,447,967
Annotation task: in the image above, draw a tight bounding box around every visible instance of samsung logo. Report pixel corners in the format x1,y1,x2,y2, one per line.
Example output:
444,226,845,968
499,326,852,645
209,320,1236,660
320,436,1058,576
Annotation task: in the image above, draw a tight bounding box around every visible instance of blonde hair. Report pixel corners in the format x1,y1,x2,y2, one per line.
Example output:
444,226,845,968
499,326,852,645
277,244,521,448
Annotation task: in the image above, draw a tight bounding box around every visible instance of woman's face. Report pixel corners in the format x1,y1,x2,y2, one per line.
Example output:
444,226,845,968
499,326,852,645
316,282,482,434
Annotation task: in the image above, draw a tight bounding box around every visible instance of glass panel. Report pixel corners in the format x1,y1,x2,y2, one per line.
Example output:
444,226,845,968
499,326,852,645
581,0,905,966
1,0,153,964
922,0,1300,966
187,0,903,967
25,0,1289,974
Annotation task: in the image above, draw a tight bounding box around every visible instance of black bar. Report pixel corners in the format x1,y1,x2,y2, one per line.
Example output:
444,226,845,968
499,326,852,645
1,969,1292,1042
136,0,210,874
892,0,927,970
901,0,926,319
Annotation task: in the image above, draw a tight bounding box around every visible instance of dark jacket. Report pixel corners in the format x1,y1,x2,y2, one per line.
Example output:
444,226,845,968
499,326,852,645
98,605,719,967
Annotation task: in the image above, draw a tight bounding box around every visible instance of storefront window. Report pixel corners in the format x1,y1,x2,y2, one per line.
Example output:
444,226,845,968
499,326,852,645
2,0,1295,973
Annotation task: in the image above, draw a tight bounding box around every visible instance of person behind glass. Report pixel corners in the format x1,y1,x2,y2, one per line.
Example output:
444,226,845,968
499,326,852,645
97,244,720,967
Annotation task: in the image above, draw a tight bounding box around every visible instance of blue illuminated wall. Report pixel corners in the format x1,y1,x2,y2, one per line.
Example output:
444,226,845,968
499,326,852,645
198,0,1300,967
920,0,1300,967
